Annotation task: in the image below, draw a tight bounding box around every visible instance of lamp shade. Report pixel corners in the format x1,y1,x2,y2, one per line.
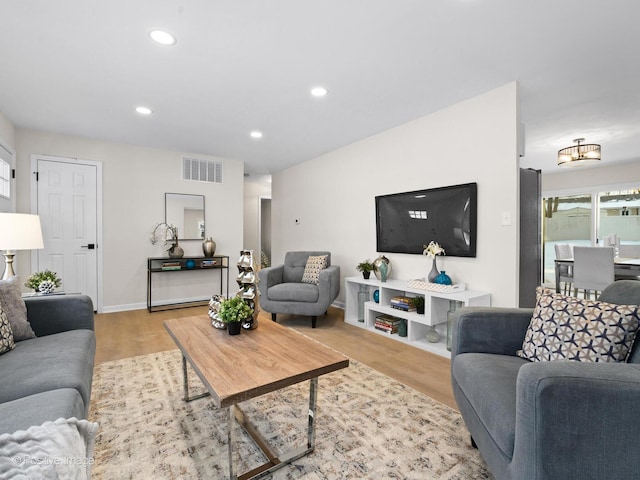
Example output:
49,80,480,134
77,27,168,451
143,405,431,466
558,138,601,167
0,213,45,251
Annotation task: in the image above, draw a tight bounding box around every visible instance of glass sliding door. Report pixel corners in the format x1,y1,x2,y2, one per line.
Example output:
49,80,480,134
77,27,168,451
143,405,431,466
598,189,640,247
542,194,592,284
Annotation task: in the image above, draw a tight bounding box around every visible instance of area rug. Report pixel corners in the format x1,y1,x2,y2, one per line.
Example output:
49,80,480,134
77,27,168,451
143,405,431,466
89,349,492,479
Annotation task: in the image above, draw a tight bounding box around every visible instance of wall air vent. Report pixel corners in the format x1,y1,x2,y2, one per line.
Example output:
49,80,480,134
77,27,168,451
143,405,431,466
182,156,223,184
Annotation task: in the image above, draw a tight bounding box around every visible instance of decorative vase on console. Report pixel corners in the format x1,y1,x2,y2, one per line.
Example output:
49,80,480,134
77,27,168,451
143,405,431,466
373,255,392,281
434,271,452,285
202,237,216,257
428,258,439,283
423,241,445,283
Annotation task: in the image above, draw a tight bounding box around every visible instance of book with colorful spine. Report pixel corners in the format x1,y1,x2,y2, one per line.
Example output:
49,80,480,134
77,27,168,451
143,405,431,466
390,295,416,312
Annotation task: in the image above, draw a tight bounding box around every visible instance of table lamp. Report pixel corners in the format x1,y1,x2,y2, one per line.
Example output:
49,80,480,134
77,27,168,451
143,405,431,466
0,213,45,280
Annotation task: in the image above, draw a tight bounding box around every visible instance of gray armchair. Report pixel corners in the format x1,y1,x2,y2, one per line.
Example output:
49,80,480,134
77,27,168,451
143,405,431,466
451,280,640,480
258,251,340,328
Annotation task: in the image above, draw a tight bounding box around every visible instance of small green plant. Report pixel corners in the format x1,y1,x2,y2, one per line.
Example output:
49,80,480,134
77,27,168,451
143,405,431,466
217,296,254,323
25,270,62,291
356,260,374,273
411,296,425,314
411,296,425,308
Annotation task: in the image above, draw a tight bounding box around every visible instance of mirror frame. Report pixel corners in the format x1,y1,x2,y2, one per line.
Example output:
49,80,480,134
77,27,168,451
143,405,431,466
165,192,205,240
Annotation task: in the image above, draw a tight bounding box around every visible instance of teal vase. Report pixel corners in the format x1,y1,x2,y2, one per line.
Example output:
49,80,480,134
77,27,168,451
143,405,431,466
379,262,388,282
434,271,452,285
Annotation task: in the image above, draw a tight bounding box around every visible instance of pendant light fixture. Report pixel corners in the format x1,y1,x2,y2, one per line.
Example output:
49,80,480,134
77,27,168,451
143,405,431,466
557,138,601,167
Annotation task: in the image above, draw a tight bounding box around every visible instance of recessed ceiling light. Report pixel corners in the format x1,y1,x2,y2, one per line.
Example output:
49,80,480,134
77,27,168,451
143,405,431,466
310,86,328,97
250,131,263,139
148,29,177,46
135,106,153,115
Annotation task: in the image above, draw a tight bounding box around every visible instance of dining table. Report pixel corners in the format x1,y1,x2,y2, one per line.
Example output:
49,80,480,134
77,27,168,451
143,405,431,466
554,257,640,293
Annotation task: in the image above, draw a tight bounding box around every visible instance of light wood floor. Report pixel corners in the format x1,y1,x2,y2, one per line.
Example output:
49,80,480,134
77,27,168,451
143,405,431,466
94,306,457,410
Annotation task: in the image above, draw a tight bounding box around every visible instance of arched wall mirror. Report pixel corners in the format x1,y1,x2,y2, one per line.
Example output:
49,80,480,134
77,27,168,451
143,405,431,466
165,193,205,240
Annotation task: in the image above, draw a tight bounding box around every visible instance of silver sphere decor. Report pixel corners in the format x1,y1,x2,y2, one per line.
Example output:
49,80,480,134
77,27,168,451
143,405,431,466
373,255,392,281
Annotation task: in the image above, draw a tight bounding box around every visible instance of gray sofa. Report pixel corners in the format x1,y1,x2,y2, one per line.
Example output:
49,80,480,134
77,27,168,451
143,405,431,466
258,251,340,328
451,280,640,480
0,294,96,434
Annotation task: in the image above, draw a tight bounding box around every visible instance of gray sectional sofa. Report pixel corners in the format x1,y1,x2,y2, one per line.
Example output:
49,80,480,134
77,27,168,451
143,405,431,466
0,294,96,434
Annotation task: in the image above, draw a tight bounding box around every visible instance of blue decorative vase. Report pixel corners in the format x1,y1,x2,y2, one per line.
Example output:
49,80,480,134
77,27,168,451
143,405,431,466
434,270,452,285
378,262,388,282
373,289,380,303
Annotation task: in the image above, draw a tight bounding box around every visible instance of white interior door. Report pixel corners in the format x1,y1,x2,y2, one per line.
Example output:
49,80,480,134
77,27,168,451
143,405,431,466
34,157,99,308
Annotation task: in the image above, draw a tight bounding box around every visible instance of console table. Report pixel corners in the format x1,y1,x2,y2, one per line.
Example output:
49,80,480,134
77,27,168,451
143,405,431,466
344,276,490,358
147,256,229,312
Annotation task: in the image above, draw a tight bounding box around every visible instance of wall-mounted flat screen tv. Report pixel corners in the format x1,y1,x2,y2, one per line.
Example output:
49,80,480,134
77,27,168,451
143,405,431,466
375,182,477,257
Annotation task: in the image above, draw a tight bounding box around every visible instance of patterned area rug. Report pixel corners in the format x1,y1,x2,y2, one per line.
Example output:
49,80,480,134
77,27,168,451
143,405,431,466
89,349,491,479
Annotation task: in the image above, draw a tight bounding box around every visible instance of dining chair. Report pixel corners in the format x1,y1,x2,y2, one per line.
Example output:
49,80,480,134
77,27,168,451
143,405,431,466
618,244,640,258
616,244,640,280
572,246,615,299
554,243,574,295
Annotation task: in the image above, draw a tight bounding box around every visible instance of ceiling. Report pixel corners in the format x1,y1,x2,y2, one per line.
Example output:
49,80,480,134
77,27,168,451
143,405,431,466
1,1,639,176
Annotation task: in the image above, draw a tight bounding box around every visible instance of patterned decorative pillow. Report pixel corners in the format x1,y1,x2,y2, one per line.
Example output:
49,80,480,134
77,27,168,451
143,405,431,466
0,276,35,341
301,255,328,285
517,287,640,363
0,303,16,355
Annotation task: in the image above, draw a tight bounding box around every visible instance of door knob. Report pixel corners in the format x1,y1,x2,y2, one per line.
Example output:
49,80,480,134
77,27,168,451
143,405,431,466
81,244,96,250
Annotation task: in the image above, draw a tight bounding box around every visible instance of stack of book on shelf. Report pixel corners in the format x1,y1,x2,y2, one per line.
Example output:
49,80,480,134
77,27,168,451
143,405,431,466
161,261,181,270
390,296,416,312
375,314,402,334
201,259,217,267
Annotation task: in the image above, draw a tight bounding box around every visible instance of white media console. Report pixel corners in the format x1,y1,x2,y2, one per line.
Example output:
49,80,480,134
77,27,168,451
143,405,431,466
344,276,491,358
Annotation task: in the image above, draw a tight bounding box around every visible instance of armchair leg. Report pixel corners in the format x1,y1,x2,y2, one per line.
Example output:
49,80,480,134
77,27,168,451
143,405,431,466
311,316,317,328
271,313,277,323
470,436,477,449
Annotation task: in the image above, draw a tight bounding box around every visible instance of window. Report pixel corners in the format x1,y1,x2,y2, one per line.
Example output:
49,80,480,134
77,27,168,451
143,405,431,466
542,186,640,285
542,194,592,283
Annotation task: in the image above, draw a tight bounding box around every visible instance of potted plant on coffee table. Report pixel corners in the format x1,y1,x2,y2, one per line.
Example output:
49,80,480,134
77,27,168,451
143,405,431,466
218,296,254,335
356,260,375,279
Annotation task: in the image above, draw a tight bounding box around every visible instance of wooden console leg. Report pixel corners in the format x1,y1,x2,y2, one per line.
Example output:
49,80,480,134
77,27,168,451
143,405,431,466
271,313,277,322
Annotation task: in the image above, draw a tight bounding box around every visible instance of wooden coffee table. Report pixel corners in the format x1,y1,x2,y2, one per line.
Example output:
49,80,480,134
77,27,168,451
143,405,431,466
164,315,349,480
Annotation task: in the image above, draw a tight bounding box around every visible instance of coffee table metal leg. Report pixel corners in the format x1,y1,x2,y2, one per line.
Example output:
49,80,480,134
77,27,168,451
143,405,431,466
229,405,235,480
307,377,318,450
228,377,319,480
181,355,210,402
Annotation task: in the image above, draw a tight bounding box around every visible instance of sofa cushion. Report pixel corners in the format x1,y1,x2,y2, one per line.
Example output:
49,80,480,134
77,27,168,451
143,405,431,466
0,276,35,341
452,353,529,459
267,283,319,303
301,255,328,285
517,287,640,363
0,389,85,434
0,329,95,409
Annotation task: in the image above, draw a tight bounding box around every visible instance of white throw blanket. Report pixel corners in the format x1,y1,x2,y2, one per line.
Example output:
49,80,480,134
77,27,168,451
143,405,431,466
0,418,98,480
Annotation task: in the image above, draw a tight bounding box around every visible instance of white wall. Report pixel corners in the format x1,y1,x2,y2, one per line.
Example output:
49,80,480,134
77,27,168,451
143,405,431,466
543,160,640,192
243,178,271,257
15,128,244,311
0,111,16,213
0,111,15,149
272,83,521,307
